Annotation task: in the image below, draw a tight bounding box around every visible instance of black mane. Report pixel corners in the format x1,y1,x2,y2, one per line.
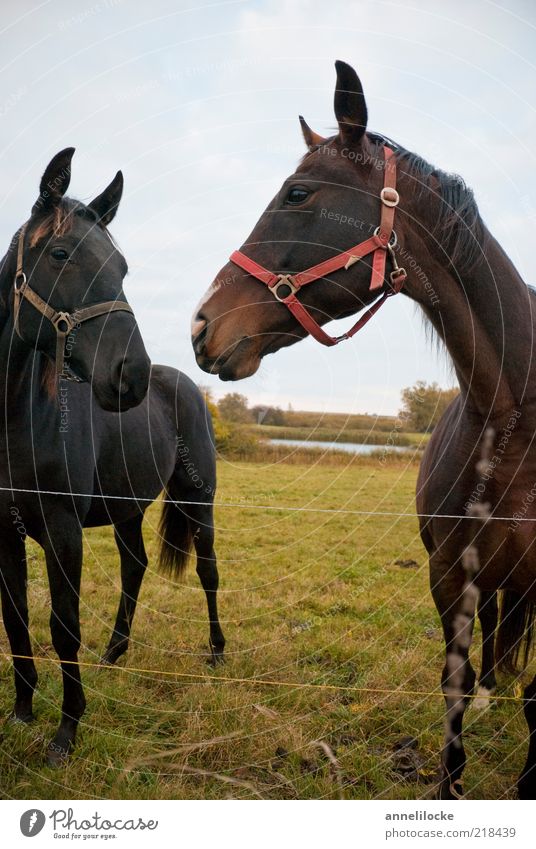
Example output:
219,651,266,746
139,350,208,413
367,132,484,277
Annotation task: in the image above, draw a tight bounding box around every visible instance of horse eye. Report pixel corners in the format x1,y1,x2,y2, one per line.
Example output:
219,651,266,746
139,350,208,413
286,187,310,204
50,247,69,261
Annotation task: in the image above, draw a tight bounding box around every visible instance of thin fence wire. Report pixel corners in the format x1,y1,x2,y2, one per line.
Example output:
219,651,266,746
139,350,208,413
0,482,534,523
2,653,527,703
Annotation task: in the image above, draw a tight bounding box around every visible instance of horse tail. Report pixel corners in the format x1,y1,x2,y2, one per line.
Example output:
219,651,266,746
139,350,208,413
495,589,536,674
158,472,195,580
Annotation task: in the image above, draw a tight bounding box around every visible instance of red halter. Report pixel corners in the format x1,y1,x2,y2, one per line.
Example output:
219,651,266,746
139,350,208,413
229,146,407,347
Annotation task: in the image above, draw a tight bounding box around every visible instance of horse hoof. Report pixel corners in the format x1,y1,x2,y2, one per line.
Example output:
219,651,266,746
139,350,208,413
8,710,35,725
472,685,494,712
437,780,464,800
207,655,225,668
207,646,225,667
46,742,70,768
100,644,126,666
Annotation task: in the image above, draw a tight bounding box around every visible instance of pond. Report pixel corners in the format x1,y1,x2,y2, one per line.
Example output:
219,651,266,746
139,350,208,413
267,438,412,455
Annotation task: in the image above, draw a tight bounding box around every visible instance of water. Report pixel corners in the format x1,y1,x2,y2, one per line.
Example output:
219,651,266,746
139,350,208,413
267,438,411,455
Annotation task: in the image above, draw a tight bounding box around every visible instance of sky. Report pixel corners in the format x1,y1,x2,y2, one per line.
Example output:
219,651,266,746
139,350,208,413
0,0,535,414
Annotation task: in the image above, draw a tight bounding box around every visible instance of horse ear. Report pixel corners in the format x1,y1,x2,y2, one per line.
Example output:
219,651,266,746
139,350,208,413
334,60,367,146
88,170,124,226
299,116,326,150
33,147,75,213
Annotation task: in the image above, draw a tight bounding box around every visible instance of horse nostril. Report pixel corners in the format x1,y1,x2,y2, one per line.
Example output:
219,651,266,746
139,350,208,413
192,316,208,355
111,357,132,395
191,313,208,341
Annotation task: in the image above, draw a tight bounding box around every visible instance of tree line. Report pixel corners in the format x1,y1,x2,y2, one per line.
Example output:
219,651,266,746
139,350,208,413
205,382,459,434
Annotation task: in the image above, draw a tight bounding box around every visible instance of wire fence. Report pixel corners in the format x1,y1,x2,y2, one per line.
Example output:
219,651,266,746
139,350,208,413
0,482,535,523
0,471,531,707
2,653,526,703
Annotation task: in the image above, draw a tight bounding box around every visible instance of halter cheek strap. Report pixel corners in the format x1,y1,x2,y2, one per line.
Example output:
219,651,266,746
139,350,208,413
13,223,134,381
229,145,407,347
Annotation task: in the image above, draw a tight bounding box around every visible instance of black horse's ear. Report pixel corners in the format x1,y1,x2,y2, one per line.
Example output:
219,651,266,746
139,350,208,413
33,147,75,213
299,115,326,150
334,60,367,146
88,170,123,226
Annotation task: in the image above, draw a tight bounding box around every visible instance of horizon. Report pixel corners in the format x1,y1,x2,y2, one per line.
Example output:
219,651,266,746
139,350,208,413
207,379,456,421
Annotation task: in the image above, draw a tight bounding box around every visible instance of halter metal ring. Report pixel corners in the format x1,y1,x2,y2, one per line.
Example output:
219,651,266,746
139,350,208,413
374,226,397,249
14,272,27,290
271,274,297,302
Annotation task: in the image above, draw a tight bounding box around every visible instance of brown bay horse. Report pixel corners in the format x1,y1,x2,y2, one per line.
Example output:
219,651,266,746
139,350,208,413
191,61,536,799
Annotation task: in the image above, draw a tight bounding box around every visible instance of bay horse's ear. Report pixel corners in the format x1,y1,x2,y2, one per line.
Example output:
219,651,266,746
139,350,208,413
88,170,124,226
32,147,75,213
299,115,326,150
334,60,367,146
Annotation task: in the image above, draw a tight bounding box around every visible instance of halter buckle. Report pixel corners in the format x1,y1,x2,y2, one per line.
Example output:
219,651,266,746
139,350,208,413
52,311,75,335
271,274,298,302
380,187,399,207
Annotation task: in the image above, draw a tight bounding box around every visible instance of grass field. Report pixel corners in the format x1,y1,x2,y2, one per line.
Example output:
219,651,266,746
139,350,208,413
0,455,530,800
273,410,411,432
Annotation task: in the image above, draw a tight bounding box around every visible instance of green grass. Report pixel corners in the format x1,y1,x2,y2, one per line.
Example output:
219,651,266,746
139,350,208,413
0,457,529,800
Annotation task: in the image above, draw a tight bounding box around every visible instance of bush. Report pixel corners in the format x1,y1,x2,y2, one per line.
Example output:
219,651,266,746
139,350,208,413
217,393,250,423
217,424,260,459
400,381,458,433
250,405,286,426
198,386,231,450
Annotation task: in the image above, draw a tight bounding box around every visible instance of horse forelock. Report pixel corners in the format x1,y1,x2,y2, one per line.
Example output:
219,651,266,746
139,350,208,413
29,201,76,248
27,198,109,250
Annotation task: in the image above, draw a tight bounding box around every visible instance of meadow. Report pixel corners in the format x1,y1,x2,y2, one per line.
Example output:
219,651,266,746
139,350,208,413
222,405,431,461
0,452,529,800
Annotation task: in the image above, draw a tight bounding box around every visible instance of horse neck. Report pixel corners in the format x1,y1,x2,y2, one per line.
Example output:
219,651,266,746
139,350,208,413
0,323,55,422
402,220,533,419
0,255,56,432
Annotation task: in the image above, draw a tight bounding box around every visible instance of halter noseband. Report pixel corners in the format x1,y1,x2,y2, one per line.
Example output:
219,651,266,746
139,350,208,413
13,223,134,381
229,145,407,346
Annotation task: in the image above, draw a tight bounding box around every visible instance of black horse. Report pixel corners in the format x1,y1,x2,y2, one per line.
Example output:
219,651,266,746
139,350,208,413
0,149,224,765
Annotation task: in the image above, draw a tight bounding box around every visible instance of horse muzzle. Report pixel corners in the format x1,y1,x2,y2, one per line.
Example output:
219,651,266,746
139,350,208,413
92,354,151,411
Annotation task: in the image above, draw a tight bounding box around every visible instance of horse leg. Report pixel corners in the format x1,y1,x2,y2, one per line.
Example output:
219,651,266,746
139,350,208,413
473,590,498,710
190,503,225,665
518,675,536,799
0,534,38,723
440,615,477,798
101,514,147,665
432,562,477,799
43,527,86,765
